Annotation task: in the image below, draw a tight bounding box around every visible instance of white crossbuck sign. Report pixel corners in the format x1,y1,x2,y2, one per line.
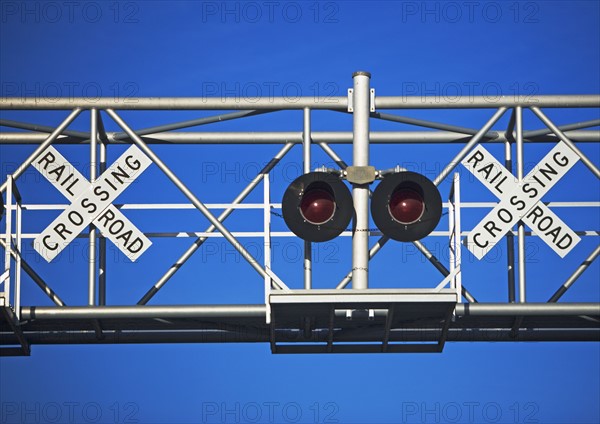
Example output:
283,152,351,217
33,145,153,262
462,141,581,260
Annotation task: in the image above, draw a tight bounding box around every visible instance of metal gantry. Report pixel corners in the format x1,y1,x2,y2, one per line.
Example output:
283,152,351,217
0,73,599,355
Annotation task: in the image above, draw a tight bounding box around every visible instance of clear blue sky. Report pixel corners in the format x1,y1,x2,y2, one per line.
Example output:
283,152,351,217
1,1,599,423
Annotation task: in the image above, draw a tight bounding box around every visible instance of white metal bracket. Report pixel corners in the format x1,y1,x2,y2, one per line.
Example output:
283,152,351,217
347,88,376,112
370,88,376,112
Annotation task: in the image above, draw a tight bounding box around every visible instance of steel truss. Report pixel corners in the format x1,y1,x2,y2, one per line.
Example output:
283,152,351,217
1,74,599,355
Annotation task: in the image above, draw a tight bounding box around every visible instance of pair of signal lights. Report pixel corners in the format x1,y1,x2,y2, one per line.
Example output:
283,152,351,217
282,170,442,243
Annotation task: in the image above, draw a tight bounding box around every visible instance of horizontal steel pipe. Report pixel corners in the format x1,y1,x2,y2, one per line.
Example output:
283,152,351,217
375,95,600,109
21,305,267,320
456,303,600,316
1,95,599,110
1,130,598,144
2,328,598,345
0,97,346,110
18,303,600,320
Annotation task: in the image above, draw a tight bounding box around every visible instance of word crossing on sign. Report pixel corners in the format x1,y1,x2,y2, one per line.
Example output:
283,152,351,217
462,142,581,259
33,145,152,262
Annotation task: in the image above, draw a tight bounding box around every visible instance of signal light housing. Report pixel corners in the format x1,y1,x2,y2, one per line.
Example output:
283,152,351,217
282,172,353,242
371,171,442,242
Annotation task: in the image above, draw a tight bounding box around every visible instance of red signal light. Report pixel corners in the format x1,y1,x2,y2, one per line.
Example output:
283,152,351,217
300,188,335,225
389,189,425,225
282,172,353,242
371,172,442,242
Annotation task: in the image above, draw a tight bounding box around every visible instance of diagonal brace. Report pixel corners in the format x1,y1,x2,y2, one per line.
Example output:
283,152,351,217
105,109,289,291
137,142,294,304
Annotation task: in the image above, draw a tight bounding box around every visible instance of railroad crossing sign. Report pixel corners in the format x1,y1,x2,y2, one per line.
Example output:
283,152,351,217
462,142,581,259
33,145,152,262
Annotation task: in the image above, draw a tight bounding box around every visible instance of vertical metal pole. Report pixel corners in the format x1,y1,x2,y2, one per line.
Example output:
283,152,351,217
516,107,526,303
448,178,456,291
3,177,12,306
303,108,312,290
98,133,107,305
505,140,516,303
449,173,462,301
14,194,22,319
454,173,462,302
351,71,371,289
263,173,272,323
88,109,98,306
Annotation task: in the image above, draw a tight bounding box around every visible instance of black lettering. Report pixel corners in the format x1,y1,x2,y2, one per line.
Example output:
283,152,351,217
54,223,73,241
97,208,115,227
509,195,526,211
37,151,56,171
47,164,65,182
68,210,84,226
477,163,494,180
557,234,573,249
497,208,513,224
532,174,546,188
484,220,501,238
93,185,110,201
489,169,501,184
125,155,141,171
116,229,133,245
59,172,73,186
539,163,558,182
42,235,58,251
526,205,544,223
109,219,125,235
106,178,117,191
110,165,130,185
553,151,569,167
65,177,80,196
493,175,507,194
81,198,97,214
127,237,144,253
522,183,538,199
473,233,489,248
467,150,484,168
546,226,561,243
538,216,553,232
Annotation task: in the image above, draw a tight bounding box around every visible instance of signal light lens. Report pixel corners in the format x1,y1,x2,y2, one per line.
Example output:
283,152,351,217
300,188,335,225
282,172,353,242
389,189,424,225
371,171,442,242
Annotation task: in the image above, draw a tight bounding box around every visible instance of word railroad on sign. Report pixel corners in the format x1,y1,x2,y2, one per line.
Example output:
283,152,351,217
33,145,153,262
462,142,581,260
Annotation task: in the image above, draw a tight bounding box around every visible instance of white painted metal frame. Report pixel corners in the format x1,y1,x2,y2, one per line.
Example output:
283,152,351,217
0,106,598,305
1,176,23,319
0,86,599,353
448,173,462,302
